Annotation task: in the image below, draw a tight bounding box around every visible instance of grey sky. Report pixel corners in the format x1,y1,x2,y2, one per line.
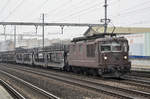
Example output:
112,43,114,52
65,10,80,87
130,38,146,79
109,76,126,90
0,0,150,40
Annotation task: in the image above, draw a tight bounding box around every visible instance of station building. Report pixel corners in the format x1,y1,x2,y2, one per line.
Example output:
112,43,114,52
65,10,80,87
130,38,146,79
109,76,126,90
84,27,150,71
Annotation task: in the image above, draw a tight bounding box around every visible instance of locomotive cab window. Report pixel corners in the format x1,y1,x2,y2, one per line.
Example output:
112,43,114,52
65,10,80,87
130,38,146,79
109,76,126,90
123,42,128,52
101,45,111,52
100,43,122,52
111,42,121,52
112,45,121,52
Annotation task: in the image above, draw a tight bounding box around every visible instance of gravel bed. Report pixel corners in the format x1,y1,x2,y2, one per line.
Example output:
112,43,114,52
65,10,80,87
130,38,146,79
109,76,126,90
18,65,150,93
0,66,118,99
0,72,49,99
2,63,150,98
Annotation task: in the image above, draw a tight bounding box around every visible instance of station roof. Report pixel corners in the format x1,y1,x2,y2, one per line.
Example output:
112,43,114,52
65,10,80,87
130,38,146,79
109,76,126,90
84,27,150,36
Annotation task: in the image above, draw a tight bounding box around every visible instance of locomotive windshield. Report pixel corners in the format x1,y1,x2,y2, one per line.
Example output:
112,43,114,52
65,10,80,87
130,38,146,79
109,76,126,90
101,45,111,51
100,42,122,52
112,45,121,52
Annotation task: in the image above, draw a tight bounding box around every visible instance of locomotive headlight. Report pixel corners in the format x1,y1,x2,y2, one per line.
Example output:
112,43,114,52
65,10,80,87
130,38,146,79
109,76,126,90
104,56,107,60
124,56,127,59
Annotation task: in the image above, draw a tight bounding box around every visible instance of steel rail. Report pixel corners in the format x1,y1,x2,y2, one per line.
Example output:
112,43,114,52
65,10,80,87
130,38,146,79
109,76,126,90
0,70,60,99
1,64,141,99
0,79,25,99
123,75,150,85
18,67,150,99
2,63,150,99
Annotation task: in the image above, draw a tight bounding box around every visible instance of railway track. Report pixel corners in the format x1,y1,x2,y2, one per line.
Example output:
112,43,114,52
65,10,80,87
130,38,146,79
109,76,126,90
0,69,59,99
129,70,150,79
123,75,150,85
1,63,150,99
0,79,25,99
3,63,150,90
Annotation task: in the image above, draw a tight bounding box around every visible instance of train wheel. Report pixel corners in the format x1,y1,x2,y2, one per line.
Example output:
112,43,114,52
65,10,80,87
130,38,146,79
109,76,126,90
72,67,78,73
92,69,98,76
65,65,71,72
83,71,88,75
44,66,48,69
98,69,103,76
114,71,121,78
83,68,89,76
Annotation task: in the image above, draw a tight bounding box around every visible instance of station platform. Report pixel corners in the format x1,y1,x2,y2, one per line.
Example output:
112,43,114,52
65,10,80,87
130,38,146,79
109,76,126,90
130,58,150,72
0,85,13,99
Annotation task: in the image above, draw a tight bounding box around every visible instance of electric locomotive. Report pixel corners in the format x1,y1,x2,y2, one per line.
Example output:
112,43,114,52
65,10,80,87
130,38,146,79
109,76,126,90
67,33,131,77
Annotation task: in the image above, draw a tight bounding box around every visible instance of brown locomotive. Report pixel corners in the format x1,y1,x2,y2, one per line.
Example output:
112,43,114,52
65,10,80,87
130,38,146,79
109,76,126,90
0,33,131,78
67,34,131,77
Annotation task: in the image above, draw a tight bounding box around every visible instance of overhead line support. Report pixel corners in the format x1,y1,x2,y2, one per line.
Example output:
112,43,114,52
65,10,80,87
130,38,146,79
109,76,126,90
104,0,108,33
42,13,45,50
0,22,104,27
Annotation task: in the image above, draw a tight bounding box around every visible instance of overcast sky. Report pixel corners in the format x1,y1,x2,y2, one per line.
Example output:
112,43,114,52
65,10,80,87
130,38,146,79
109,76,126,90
0,0,150,40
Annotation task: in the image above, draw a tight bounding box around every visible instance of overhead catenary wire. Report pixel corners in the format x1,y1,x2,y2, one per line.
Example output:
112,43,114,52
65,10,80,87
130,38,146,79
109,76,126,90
57,6,102,22
55,0,148,22
54,0,116,23
46,0,97,17
1,0,26,22
110,0,150,19
58,6,100,20
109,0,150,27
108,0,119,5
0,0,150,28
119,0,150,13
0,0,11,16
128,19,150,26
28,0,61,22
45,0,96,23
28,0,69,21
111,6,150,20
47,0,77,15
54,1,106,21
28,0,50,17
